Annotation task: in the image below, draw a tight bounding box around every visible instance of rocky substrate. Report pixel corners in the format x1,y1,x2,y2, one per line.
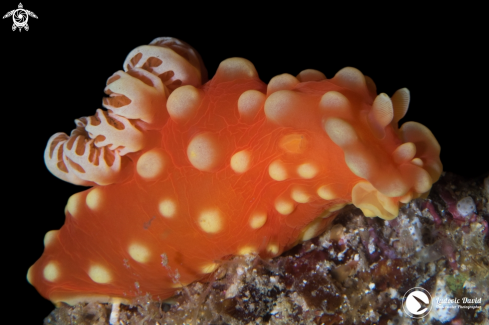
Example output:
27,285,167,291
44,172,489,325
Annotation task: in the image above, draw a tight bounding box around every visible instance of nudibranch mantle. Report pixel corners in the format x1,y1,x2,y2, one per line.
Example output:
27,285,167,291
28,37,442,305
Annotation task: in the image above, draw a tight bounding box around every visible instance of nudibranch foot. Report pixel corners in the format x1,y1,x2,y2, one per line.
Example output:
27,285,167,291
30,37,442,306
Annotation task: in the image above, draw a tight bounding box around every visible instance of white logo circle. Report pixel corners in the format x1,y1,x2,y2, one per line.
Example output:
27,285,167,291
3,3,38,32
13,9,27,27
402,287,432,318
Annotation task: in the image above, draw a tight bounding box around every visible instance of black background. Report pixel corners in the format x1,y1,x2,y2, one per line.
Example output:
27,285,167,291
3,2,487,323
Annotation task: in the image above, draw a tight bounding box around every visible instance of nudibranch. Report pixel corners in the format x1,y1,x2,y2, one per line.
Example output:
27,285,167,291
28,37,442,305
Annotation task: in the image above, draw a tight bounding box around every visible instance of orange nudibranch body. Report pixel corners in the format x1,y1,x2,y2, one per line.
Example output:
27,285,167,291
28,37,442,305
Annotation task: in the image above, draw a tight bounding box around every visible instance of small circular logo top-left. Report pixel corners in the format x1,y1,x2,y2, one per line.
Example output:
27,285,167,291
3,3,38,32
